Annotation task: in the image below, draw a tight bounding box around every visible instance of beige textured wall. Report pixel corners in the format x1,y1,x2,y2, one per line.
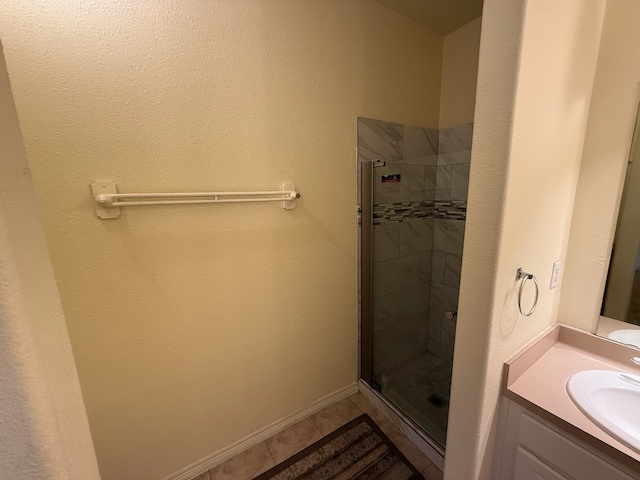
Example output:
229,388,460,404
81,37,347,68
439,17,482,129
560,0,640,330
445,1,606,478
0,42,100,480
0,1,442,479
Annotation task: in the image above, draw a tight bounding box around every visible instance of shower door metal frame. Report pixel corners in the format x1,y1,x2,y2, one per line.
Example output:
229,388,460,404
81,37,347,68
359,160,373,385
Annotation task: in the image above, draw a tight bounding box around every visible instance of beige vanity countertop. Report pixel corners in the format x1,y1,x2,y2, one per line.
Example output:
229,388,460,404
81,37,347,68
503,324,640,472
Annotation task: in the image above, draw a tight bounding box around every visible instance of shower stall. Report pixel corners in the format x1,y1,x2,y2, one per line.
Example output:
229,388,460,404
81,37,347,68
358,117,472,451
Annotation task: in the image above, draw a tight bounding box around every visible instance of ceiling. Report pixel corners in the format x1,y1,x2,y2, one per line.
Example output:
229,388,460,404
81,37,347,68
372,0,483,35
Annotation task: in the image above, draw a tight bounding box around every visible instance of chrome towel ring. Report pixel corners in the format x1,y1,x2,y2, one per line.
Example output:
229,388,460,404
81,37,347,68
516,267,539,317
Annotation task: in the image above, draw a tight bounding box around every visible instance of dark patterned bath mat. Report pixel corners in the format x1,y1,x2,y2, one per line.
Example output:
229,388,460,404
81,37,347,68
254,414,424,479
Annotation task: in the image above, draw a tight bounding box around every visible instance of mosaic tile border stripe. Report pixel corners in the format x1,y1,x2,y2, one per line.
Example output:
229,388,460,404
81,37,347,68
373,201,466,225
434,200,466,220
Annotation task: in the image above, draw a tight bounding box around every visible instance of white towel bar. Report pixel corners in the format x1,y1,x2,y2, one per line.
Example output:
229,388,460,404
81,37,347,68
91,181,300,219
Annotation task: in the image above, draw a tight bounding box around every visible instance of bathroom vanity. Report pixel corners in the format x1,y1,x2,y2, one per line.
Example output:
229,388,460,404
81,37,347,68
493,325,640,479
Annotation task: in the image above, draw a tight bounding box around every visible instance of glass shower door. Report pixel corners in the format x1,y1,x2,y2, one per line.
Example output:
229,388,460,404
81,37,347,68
358,117,471,449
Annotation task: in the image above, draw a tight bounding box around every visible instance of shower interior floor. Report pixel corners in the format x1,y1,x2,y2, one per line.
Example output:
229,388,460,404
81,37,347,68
376,350,452,448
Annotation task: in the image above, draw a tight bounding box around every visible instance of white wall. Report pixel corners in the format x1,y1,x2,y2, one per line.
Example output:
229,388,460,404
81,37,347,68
445,0,606,478
561,0,640,329
439,17,482,129
0,41,100,480
0,1,443,479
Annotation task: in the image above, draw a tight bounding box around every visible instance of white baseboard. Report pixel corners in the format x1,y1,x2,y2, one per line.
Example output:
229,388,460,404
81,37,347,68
162,382,359,480
358,380,445,470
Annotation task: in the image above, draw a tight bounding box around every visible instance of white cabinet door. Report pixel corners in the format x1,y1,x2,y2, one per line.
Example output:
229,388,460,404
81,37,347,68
513,446,570,480
493,398,640,480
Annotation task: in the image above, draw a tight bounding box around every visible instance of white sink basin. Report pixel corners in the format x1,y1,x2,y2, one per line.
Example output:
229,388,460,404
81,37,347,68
608,329,640,349
567,370,640,454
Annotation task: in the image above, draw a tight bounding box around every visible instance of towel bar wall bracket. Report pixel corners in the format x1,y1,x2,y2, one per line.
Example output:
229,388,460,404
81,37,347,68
91,181,300,219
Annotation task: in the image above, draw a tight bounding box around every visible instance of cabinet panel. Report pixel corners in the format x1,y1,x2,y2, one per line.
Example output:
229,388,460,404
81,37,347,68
514,446,569,480
519,412,636,480
492,398,640,480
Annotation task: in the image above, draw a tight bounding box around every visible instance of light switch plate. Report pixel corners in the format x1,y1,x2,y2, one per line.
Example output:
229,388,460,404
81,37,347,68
550,260,562,289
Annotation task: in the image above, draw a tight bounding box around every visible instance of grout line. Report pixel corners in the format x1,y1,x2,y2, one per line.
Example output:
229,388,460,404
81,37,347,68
347,395,363,414
262,438,277,466
308,417,324,439
308,411,324,436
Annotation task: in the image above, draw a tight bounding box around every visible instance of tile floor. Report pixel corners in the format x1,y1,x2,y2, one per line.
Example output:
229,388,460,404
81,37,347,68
380,351,452,447
190,392,443,480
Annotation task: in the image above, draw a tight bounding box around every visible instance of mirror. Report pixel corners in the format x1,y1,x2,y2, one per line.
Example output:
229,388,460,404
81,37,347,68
598,105,640,347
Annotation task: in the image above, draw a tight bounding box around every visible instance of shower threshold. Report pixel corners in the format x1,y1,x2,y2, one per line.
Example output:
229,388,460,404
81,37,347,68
357,379,445,470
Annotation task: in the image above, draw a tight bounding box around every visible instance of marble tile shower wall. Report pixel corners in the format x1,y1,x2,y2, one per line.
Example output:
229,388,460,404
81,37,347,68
358,118,471,373
428,124,472,364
